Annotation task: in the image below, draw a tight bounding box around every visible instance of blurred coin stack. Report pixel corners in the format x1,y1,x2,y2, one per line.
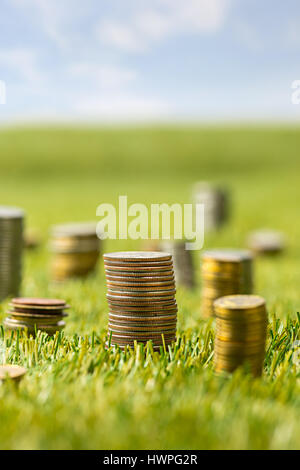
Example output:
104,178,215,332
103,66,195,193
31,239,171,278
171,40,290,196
214,295,267,377
201,249,253,317
103,251,177,350
193,182,229,231
4,297,69,336
50,222,100,281
0,206,24,301
247,229,286,256
160,241,195,288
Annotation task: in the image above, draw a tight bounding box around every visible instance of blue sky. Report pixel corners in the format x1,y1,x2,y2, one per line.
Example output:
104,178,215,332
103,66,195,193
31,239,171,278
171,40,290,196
0,0,300,123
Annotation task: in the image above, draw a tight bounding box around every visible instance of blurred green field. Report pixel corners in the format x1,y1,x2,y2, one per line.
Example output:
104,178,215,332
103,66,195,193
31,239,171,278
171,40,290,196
0,125,299,450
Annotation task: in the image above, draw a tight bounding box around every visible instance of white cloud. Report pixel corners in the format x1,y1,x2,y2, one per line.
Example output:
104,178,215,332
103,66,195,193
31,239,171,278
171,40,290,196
286,19,300,48
10,0,86,50
234,21,263,52
97,0,231,52
68,63,137,88
0,48,42,83
74,93,171,121
97,20,144,52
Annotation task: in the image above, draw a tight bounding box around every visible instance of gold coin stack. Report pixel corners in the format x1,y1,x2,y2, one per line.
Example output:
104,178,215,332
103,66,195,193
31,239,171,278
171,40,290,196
50,222,100,281
0,206,24,301
214,295,268,377
4,298,69,336
201,249,253,317
103,251,177,350
193,182,229,232
247,229,286,256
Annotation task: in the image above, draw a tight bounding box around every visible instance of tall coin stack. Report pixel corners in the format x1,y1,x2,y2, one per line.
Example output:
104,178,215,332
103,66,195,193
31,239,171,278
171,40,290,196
193,182,229,231
160,241,195,289
50,222,100,281
4,297,69,336
103,252,177,350
214,295,267,377
201,249,253,318
0,206,24,301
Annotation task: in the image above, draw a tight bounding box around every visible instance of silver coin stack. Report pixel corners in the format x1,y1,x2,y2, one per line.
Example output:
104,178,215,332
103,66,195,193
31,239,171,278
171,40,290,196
193,182,229,232
246,229,286,256
160,241,195,289
0,206,24,301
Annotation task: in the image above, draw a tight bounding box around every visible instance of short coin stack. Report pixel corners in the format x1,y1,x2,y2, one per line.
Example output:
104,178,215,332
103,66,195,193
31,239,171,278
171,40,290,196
214,295,268,377
201,249,253,317
160,241,195,289
193,182,229,232
4,298,69,336
0,206,24,301
50,222,100,281
103,251,177,350
247,229,286,256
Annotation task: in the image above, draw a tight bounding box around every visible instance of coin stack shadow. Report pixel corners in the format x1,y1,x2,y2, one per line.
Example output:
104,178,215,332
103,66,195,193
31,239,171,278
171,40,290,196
160,241,195,289
4,298,69,336
103,251,177,350
50,222,100,281
193,182,229,232
214,295,267,377
0,206,24,301
201,249,253,318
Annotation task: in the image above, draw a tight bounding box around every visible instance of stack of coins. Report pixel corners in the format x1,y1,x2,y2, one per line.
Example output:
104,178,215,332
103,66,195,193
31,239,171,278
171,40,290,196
201,249,253,317
247,230,286,256
214,295,267,377
103,252,177,350
193,182,229,231
0,365,27,384
50,222,100,281
0,206,24,301
160,241,195,289
4,298,69,336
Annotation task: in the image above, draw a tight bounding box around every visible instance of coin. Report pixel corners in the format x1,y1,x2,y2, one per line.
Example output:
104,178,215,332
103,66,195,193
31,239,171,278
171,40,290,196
213,294,267,377
105,274,175,283
193,182,229,232
51,222,100,281
4,298,69,336
103,251,177,349
0,365,27,383
13,297,67,307
0,206,24,301
247,229,286,255
157,241,195,289
103,251,172,262
104,259,173,267
201,249,253,317
106,281,175,290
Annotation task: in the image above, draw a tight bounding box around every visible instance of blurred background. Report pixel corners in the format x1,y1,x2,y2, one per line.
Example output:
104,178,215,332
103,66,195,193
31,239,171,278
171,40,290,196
0,0,300,317
1,1,300,451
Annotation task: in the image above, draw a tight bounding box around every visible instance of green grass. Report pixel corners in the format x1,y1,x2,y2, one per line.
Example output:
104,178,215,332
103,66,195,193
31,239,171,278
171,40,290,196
0,125,300,450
